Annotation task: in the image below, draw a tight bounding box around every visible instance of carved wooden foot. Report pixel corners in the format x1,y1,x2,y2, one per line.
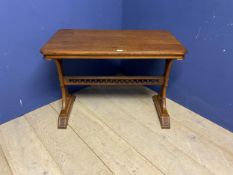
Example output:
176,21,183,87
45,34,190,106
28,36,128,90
152,95,170,129
58,95,76,129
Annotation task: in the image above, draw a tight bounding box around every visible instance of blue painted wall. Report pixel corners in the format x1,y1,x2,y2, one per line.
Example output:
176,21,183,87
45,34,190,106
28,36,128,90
1,0,233,132
0,0,122,124
122,0,233,131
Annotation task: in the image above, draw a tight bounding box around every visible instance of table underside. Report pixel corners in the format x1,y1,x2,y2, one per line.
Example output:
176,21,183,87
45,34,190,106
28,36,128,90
54,58,174,129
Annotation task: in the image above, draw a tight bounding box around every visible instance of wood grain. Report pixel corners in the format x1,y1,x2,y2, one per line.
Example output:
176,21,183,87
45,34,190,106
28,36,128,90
94,87,233,175
142,88,233,156
77,90,217,175
2,87,233,175
0,143,12,175
41,29,187,59
51,100,164,175
51,89,213,175
0,118,63,175
25,105,113,175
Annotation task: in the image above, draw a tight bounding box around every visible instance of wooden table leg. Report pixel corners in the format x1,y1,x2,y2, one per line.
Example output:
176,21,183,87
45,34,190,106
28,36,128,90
153,59,173,129
55,60,75,129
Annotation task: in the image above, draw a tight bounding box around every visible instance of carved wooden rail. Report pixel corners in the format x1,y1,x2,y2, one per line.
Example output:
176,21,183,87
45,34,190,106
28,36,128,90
64,76,164,86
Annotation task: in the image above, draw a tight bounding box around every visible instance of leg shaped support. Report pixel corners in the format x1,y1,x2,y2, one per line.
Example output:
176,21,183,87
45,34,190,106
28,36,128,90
58,94,75,129
55,59,75,129
152,95,170,129
153,59,173,129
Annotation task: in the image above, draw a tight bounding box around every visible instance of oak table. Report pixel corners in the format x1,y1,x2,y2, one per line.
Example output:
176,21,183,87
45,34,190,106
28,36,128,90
40,29,187,129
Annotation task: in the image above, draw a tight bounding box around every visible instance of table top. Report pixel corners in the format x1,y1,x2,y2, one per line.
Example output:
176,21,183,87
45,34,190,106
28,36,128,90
41,29,187,59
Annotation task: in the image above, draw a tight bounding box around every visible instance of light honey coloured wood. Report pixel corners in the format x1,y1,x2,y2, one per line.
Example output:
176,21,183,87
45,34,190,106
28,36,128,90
1,87,233,174
40,29,187,129
25,106,113,175
0,118,63,175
